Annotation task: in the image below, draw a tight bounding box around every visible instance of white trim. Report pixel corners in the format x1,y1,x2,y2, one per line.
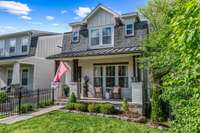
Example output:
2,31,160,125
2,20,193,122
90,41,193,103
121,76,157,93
89,25,114,49
83,5,120,23
125,22,135,36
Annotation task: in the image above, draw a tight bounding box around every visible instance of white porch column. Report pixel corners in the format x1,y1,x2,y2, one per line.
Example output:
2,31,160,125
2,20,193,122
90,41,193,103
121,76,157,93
132,82,143,105
11,63,20,85
0,67,6,88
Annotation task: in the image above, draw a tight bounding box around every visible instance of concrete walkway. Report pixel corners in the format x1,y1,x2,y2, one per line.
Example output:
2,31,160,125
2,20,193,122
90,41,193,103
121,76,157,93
0,105,64,124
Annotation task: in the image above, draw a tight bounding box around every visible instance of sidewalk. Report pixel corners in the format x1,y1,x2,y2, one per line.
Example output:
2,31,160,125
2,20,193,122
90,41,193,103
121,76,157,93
0,105,64,124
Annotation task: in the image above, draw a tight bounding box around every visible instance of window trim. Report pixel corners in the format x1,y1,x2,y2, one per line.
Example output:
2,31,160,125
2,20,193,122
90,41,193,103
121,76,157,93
125,22,134,36
21,68,29,87
0,40,5,56
72,31,80,43
93,64,129,89
8,38,16,54
21,37,29,53
89,25,114,49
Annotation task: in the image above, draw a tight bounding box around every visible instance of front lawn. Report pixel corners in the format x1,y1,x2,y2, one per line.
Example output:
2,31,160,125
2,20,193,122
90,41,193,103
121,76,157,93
0,111,165,133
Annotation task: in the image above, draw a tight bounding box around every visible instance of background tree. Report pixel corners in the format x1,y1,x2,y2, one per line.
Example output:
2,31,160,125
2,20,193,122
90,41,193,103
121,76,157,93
140,0,200,132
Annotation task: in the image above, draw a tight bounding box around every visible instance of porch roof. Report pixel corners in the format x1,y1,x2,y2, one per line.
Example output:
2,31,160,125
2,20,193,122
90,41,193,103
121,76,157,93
47,46,142,59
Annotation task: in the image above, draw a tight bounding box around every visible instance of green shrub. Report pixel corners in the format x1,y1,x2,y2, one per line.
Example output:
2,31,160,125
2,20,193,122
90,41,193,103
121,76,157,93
121,98,129,113
65,103,75,110
88,103,100,113
21,104,33,113
74,103,88,112
100,103,115,114
39,101,53,108
69,93,76,103
0,91,8,103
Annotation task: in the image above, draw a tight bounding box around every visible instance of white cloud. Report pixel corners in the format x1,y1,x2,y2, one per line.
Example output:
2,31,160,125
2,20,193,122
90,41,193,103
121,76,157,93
61,10,67,14
0,26,19,35
29,22,43,25
45,16,55,21
75,7,91,18
52,23,59,26
0,1,31,16
21,16,32,20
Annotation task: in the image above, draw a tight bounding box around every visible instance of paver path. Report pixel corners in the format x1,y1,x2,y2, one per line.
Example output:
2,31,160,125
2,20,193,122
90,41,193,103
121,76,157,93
0,105,64,124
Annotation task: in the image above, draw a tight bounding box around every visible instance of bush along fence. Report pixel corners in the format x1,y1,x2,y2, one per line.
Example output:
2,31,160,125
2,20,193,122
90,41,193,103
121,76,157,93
0,88,54,118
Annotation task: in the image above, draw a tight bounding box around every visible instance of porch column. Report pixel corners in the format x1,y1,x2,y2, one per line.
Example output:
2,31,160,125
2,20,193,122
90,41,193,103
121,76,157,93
72,59,80,99
132,56,141,82
11,62,20,85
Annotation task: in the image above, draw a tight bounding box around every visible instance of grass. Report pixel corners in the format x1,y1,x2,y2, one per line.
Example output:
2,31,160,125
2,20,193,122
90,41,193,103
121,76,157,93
0,111,166,133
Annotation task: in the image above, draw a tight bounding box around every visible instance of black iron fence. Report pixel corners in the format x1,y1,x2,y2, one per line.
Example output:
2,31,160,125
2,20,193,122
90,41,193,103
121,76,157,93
0,88,54,118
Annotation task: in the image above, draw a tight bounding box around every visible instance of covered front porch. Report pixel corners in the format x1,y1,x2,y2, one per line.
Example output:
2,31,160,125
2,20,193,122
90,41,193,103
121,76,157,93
59,53,146,106
0,60,34,91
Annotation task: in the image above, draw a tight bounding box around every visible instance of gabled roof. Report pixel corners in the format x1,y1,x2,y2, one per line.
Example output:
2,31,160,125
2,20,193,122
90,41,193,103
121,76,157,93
69,4,120,27
82,4,120,23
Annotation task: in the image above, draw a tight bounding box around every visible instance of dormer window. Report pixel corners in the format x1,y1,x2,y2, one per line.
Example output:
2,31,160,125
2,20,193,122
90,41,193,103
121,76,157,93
72,31,79,43
91,29,100,46
125,23,134,36
89,26,114,48
21,37,29,53
9,39,16,54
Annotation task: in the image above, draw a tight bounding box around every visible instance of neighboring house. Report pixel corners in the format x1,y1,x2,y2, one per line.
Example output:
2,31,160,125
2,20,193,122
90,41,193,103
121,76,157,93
0,30,63,90
48,5,149,114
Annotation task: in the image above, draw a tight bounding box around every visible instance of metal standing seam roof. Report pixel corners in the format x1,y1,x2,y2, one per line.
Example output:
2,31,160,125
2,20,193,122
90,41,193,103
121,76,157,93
47,46,142,59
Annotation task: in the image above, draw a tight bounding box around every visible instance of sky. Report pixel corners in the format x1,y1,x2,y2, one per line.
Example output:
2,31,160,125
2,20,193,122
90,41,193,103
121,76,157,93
0,0,148,35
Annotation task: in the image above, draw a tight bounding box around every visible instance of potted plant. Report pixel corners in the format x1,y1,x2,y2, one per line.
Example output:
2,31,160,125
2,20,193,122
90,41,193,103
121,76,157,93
62,84,70,97
83,76,89,97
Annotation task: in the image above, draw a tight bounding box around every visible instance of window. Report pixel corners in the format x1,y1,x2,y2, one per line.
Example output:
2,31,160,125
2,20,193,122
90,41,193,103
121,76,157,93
21,37,29,53
91,29,100,46
9,39,16,54
21,69,28,86
118,66,128,88
125,23,134,36
93,64,129,89
103,27,112,45
72,31,79,43
0,40,5,56
94,66,103,87
90,26,113,48
106,66,115,88
7,70,13,86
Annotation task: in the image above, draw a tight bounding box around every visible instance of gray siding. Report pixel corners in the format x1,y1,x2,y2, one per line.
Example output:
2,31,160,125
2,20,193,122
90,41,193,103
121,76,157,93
62,21,148,52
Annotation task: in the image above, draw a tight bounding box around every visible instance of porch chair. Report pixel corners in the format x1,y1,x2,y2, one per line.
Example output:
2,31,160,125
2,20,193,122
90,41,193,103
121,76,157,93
112,86,121,99
95,87,103,98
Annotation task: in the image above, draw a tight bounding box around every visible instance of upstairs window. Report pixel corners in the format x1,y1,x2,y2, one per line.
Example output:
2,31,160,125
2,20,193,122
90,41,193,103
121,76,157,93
72,31,79,43
9,39,16,54
21,37,29,53
91,29,100,46
90,26,113,48
125,23,134,36
103,27,112,45
0,40,5,56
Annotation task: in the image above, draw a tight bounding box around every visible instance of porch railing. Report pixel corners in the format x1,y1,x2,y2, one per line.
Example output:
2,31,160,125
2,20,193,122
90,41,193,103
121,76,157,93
0,88,54,118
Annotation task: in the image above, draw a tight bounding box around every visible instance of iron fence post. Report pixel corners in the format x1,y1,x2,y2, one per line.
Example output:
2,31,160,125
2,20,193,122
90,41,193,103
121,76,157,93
52,88,54,104
37,89,40,108
18,88,22,114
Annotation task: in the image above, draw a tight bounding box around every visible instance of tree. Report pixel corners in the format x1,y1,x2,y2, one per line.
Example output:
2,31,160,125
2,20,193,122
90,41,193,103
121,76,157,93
140,0,200,132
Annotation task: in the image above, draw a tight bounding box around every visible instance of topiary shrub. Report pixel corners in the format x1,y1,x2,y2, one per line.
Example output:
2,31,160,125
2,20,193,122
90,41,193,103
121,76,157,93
0,91,8,103
21,104,33,113
65,103,75,110
100,103,115,114
88,103,100,113
74,103,88,112
121,98,129,113
69,93,76,103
